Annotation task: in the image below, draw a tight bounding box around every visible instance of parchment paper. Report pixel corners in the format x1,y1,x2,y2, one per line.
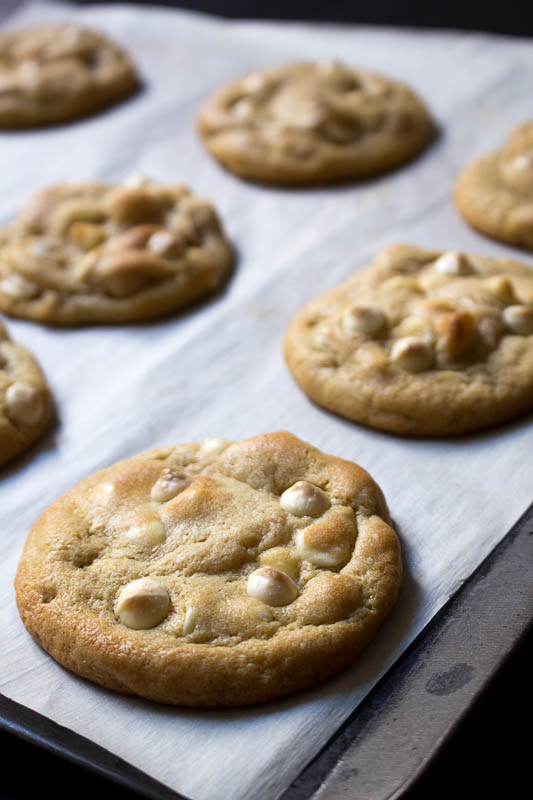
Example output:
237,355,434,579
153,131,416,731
1,2,532,798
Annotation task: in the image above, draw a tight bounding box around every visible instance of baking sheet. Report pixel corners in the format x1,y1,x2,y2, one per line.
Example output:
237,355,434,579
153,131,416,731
1,2,532,799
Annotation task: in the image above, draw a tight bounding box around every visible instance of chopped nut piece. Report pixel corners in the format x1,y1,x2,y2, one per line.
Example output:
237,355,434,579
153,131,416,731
437,311,477,359
93,250,175,297
484,275,516,305
182,606,197,635
68,221,106,251
280,481,331,517
106,189,162,225
246,566,298,607
114,577,170,629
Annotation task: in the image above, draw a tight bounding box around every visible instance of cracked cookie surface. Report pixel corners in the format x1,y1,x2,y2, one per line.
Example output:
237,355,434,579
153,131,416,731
0,320,52,467
284,245,533,436
455,123,533,250
197,61,433,184
15,432,401,707
0,175,234,325
0,23,139,128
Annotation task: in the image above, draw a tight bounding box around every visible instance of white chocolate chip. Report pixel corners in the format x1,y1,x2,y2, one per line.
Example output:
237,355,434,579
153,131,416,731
121,171,151,189
295,528,350,569
280,481,331,517
124,519,166,547
503,305,533,335
151,467,189,503
200,437,230,456
390,336,433,372
0,273,38,298
182,606,198,635
342,304,385,336
5,382,44,425
232,98,254,118
114,577,170,629
246,567,298,607
148,230,175,256
433,251,472,276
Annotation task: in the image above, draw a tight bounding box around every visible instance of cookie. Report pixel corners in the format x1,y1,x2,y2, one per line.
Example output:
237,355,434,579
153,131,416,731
0,175,234,325
284,245,533,436
0,320,52,467
455,123,533,250
0,23,139,128
15,431,401,707
197,60,434,185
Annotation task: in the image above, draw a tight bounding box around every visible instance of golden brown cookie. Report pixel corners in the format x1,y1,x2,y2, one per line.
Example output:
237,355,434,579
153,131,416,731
284,245,533,436
455,123,533,250
197,60,434,185
0,320,52,467
0,175,234,325
15,432,402,707
0,23,139,128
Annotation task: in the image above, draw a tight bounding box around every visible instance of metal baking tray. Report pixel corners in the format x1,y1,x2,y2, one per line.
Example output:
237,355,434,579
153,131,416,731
1,2,532,796
2,501,532,799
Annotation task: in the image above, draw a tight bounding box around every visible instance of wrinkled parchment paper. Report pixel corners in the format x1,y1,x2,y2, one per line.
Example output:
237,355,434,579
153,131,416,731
1,3,532,798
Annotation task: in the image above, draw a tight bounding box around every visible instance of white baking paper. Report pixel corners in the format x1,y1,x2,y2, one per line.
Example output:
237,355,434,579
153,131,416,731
0,2,532,798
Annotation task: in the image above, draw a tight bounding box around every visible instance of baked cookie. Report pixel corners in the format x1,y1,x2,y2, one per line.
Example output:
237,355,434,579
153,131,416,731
0,23,139,128
0,320,52,468
15,431,401,707
284,245,533,436
455,123,533,250
197,60,434,185
0,175,233,325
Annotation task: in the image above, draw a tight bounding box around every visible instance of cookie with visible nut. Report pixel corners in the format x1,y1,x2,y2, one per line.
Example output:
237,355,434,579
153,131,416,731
0,320,52,467
0,23,139,128
284,244,533,435
455,123,533,250
197,61,434,185
0,175,233,325
15,431,401,707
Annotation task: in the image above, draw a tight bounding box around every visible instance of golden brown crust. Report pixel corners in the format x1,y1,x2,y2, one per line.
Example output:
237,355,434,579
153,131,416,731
284,244,533,436
0,320,52,467
0,23,140,128
15,432,401,707
455,123,533,250
0,177,234,325
197,61,434,185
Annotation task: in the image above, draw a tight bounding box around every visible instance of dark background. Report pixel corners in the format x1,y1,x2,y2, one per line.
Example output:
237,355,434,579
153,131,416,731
74,0,533,37
2,2,532,799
